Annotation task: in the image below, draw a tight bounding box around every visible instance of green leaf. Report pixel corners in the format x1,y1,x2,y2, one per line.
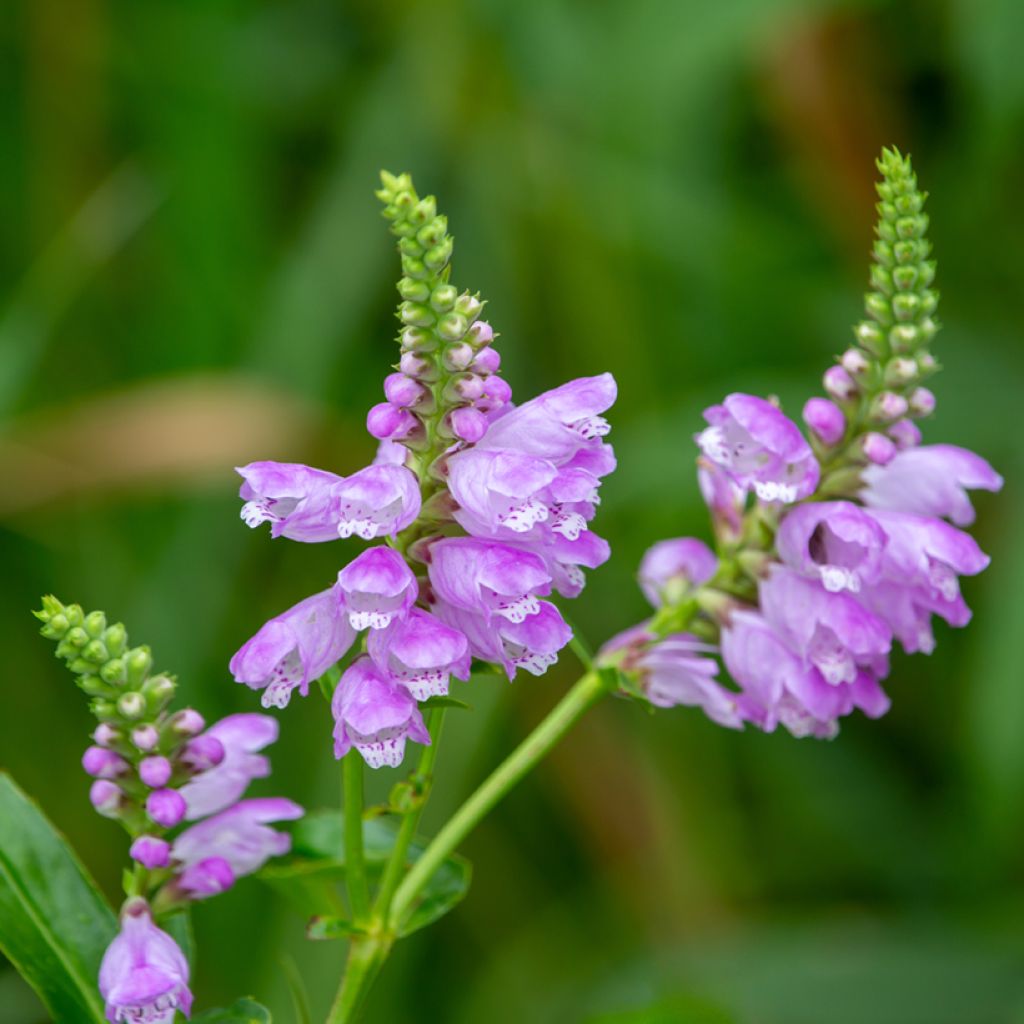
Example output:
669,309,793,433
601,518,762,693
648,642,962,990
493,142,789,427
396,847,471,937
306,915,366,941
0,772,117,1023
191,997,272,1023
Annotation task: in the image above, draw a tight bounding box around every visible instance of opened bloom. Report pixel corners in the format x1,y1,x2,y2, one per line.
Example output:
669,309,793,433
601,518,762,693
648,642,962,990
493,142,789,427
237,461,344,543
230,587,355,708
697,393,819,503
337,546,417,631
99,898,192,1024
332,656,431,768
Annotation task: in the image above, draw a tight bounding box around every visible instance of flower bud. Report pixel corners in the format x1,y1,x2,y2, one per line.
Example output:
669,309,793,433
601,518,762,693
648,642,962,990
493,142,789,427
82,746,128,779
117,692,147,720
78,674,109,697
869,391,909,424
399,301,434,328
399,350,435,380
424,237,453,271
455,292,483,320
443,373,485,404
889,324,919,353
446,407,488,443
146,789,186,829
802,398,845,446
862,432,897,465
482,376,512,407
177,857,235,899
437,312,468,342
471,347,500,375
171,709,205,736
888,419,921,449
441,342,474,372
824,366,857,402
917,351,938,375
400,326,437,353
909,387,936,417
130,836,171,870
883,357,917,387
366,402,417,441
126,648,152,686
467,320,494,347
180,735,225,772
891,293,920,321
401,255,427,280
383,373,426,408
131,724,160,751
864,292,892,325
142,675,176,711
100,659,126,685
840,348,870,377
397,277,430,303
854,321,885,356
415,215,447,249
90,780,123,819
430,283,458,312
139,756,173,788
94,723,122,747
83,610,107,638
90,699,117,719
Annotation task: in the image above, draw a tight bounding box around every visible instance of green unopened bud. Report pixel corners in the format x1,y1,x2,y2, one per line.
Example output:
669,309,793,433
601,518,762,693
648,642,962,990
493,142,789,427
400,326,438,353
142,674,176,711
91,699,117,719
398,277,430,302
423,238,453,272
854,321,885,356
82,639,109,665
872,240,893,266
918,290,939,317
392,191,415,218
399,301,434,327
870,265,893,295
415,216,447,250
436,312,468,342
67,657,96,675
884,357,918,387
117,692,147,720
83,610,107,638
917,317,939,343
103,623,127,658
126,647,153,686
891,293,920,321
401,255,428,280
430,283,458,312
408,195,437,227
38,613,69,639
917,351,939,375
889,324,919,353
864,292,892,325
891,265,918,291
100,658,126,685
454,292,483,320
78,674,110,697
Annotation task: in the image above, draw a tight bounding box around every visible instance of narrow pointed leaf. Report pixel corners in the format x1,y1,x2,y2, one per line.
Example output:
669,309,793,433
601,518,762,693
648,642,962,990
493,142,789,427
191,997,272,1023
0,773,116,1023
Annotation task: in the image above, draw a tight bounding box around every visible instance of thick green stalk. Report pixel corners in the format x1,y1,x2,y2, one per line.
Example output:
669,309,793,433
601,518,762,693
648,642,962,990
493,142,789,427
342,754,370,924
388,671,610,928
326,933,390,1024
373,707,445,919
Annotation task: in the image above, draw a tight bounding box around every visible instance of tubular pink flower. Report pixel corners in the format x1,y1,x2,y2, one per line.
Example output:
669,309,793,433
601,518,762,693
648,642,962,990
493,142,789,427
99,899,192,1024
177,713,278,820
337,546,417,631
332,657,431,769
638,538,717,608
229,587,355,709
368,608,471,701
237,461,344,543
333,464,421,540
696,393,819,503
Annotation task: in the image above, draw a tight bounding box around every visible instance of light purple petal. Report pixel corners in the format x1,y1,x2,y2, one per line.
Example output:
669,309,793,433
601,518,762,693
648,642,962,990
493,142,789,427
237,461,344,543
862,444,1003,526
338,546,417,630
639,538,718,608
368,608,470,701
333,464,421,540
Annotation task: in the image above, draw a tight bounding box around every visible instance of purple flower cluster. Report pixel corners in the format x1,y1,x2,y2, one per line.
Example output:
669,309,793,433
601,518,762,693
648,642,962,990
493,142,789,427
606,391,1001,739
234,371,616,768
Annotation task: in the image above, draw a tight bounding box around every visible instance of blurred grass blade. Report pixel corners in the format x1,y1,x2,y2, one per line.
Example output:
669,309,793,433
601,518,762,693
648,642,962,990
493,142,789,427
0,162,161,418
0,773,116,1023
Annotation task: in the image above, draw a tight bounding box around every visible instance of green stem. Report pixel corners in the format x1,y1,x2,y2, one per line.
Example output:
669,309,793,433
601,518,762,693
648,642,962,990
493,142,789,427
373,707,445,919
387,670,610,928
343,753,370,924
326,933,390,1024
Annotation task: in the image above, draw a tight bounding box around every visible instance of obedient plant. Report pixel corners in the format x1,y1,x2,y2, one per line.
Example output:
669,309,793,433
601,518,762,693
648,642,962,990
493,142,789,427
1,149,1000,1023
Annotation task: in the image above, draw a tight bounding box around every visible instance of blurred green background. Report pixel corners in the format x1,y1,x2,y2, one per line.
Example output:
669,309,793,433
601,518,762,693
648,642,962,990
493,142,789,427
1,0,1022,1021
